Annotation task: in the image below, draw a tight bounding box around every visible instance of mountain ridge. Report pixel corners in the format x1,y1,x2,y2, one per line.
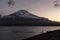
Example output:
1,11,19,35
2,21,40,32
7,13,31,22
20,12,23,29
0,10,60,26
7,10,41,19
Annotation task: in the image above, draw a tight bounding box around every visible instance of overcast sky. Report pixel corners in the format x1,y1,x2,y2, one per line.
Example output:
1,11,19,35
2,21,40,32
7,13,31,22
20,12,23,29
0,0,60,22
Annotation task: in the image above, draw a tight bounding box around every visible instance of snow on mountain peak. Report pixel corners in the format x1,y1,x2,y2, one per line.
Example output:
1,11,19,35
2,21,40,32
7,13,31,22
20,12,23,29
8,10,40,18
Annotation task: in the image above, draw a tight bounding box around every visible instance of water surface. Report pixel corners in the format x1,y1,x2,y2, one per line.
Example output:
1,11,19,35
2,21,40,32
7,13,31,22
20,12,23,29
0,26,60,40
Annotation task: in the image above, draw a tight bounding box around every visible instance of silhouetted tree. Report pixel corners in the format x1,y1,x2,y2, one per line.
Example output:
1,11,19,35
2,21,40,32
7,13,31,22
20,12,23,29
0,14,1,17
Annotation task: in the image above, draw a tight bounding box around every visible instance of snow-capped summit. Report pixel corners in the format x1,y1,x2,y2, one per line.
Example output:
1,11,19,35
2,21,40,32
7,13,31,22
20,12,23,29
8,10,40,18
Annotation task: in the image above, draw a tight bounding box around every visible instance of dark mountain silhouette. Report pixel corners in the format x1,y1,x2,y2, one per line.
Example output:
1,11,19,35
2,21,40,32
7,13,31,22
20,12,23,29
0,10,60,26
24,29,60,40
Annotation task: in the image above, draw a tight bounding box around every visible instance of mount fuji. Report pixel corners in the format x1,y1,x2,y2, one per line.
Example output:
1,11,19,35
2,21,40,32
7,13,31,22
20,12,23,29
7,10,44,19
0,10,60,26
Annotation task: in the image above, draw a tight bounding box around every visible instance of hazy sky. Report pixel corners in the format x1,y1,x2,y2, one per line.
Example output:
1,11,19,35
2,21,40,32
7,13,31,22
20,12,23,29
0,0,60,22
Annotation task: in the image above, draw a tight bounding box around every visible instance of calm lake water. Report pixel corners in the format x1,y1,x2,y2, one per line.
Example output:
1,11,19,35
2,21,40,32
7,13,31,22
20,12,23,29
0,26,60,40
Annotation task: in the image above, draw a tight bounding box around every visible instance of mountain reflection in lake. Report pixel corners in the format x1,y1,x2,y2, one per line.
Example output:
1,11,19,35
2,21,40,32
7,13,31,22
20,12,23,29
0,26,60,40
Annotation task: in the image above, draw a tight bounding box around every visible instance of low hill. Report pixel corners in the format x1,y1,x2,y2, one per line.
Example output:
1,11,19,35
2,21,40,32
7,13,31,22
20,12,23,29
24,29,60,40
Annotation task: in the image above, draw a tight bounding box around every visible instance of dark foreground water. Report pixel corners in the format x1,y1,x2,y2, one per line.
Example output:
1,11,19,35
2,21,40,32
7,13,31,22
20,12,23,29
0,26,60,40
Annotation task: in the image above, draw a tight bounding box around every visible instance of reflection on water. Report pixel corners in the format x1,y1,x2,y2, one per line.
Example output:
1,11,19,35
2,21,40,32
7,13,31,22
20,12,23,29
0,26,60,40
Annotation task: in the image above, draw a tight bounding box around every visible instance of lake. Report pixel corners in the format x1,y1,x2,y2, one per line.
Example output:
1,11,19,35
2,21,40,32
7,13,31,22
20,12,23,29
0,26,60,40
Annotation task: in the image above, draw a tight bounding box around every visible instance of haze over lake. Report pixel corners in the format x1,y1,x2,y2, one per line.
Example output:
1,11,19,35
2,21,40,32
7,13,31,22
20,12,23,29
0,26,60,40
